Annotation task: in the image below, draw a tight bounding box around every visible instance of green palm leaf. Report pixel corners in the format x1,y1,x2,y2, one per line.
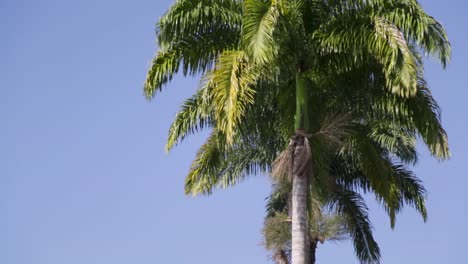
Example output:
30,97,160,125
330,188,380,264
166,85,213,151
242,0,282,64
209,50,258,143
313,14,417,97
145,0,242,98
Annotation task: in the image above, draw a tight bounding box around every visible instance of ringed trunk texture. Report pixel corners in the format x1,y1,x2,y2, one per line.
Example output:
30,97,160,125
291,132,310,264
291,73,312,264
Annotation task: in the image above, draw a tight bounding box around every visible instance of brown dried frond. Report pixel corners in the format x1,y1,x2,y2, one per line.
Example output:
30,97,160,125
272,131,314,181
313,113,352,145
273,249,289,264
271,148,292,181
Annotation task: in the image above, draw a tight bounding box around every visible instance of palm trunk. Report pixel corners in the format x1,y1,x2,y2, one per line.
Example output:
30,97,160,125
291,153,309,264
291,73,311,264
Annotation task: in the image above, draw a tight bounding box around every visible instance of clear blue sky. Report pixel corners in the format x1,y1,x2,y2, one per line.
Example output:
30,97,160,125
2,1,467,263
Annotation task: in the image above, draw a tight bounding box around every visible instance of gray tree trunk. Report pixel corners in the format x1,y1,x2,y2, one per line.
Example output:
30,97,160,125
291,131,310,264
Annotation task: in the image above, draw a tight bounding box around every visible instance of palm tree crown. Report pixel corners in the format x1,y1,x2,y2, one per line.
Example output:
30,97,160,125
144,1,450,263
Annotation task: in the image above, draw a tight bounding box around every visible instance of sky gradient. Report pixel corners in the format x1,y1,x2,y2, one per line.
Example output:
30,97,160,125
3,0,468,263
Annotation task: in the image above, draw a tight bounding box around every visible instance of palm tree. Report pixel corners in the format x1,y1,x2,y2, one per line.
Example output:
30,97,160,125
144,0,450,263
165,68,442,263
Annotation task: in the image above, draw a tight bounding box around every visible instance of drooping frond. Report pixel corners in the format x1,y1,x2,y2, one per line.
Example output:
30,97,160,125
387,163,428,224
367,120,417,165
184,129,276,195
145,0,242,98
318,64,449,160
183,80,291,195
184,132,223,195
312,113,352,145
271,148,292,181
145,49,181,99
166,86,213,151
342,133,403,227
370,0,451,67
367,75,449,159
157,0,242,50
321,0,451,67
329,188,380,264
336,131,428,228
313,13,418,97
242,0,282,64
215,142,272,189
209,50,258,143
406,79,450,159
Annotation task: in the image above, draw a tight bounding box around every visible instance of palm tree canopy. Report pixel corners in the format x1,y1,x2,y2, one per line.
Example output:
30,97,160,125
146,0,449,155
144,0,450,263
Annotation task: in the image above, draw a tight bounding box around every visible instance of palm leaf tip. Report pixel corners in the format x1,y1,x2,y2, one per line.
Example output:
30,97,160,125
183,132,222,196
144,49,181,99
165,87,213,152
331,189,381,263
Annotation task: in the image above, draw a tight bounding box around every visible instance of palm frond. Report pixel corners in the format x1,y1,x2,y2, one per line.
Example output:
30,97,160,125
323,0,451,67
184,132,223,195
209,50,258,144
366,120,418,165
337,132,427,228
329,188,380,264
371,0,451,67
320,65,449,160
144,49,181,99
184,129,275,195
166,85,213,151
312,113,352,145
242,0,282,64
340,132,402,227
371,77,450,160
145,0,242,98
313,14,418,97
406,79,450,159
271,148,292,182
388,163,428,224
157,0,242,50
